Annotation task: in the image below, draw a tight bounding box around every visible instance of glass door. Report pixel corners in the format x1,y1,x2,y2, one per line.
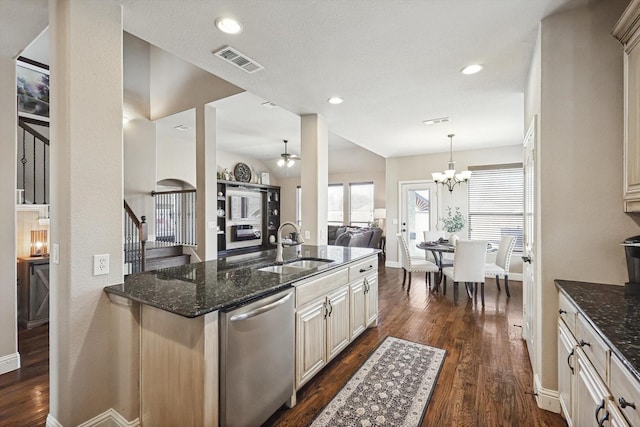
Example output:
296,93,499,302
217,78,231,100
399,181,439,258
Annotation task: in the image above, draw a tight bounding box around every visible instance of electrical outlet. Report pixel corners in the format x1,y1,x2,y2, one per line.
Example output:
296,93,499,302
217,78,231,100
52,244,59,264
93,254,109,276
305,230,311,239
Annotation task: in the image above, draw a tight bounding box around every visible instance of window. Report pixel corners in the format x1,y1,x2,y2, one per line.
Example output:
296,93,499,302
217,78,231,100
468,164,523,251
349,182,374,227
327,184,344,225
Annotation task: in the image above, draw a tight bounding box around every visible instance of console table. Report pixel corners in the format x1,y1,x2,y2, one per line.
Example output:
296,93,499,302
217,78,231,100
17,256,50,329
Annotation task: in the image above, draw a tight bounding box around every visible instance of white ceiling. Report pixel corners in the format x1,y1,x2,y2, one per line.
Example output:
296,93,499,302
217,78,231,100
122,0,588,158
4,0,590,160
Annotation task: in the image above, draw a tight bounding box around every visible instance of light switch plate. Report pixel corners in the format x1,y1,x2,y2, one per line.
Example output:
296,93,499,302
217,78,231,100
93,254,109,276
305,230,311,239
52,244,59,264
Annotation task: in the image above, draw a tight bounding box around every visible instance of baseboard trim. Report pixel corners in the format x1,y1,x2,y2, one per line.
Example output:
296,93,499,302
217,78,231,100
0,352,20,375
534,373,561,413
47,410,139,427
385,260,401,268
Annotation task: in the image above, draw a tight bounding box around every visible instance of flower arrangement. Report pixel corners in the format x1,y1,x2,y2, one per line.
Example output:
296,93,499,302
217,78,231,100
440,206,465,233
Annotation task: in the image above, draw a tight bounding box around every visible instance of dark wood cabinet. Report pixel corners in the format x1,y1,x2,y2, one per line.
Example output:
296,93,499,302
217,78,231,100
217,180,280,254
17,256,50,329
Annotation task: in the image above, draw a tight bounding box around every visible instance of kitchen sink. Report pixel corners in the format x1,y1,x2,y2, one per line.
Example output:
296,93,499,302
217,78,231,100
285,259,333,269
258,264,308,275
258,258,334,274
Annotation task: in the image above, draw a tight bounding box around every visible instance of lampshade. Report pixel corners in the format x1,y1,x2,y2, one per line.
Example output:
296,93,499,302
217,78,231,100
432,134,471,193
30,230,48,257
373,208,386,220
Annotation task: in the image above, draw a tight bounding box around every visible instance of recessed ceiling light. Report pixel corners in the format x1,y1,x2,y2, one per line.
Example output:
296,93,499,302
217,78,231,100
461,64,483,75
215,17,242,34
174,124,191,131
327,97,344,105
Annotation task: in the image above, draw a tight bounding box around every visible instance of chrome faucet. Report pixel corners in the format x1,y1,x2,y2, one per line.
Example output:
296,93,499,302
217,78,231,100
274,221,304,263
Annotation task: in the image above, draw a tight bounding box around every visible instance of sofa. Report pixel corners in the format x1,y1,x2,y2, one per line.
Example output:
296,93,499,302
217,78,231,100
328,225,383,250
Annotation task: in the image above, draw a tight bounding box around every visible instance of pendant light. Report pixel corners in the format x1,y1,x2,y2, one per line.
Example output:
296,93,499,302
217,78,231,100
277,140,301,168
431,134,471,192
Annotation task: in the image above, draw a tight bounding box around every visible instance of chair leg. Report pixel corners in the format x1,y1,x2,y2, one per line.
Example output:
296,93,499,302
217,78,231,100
407,272,412,292
481,282,485,306
504,275,510,298
443,276,447,295
474,282,478,296
402,268,407,288
425,272,430,289
495,275,501,291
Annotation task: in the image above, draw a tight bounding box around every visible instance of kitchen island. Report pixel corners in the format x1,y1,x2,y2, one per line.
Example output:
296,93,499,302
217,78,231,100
105,245,379,427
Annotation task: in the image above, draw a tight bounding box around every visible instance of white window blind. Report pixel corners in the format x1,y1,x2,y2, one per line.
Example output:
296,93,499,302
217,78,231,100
468,165,523,251
328,184,344,225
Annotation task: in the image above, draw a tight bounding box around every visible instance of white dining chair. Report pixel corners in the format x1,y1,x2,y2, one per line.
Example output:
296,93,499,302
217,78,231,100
397,233,439,292
485,235,517,297
442,240,488,304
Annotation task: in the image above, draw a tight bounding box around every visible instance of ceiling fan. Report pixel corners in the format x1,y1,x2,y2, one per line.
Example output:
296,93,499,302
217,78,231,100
277,139,301,168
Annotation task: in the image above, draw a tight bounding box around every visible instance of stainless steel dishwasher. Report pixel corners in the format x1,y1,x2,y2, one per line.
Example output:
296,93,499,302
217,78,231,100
220,288,295,427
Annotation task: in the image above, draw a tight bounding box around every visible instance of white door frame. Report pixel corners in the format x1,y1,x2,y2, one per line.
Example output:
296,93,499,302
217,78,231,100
397,180,441,261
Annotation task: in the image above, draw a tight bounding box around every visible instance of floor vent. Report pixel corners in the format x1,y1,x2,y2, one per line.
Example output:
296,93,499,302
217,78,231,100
213,46,264,73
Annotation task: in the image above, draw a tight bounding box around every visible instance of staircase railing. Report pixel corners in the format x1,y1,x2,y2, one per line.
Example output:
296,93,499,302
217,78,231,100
124,200,147,275
17,117,49,205
151,189,197,246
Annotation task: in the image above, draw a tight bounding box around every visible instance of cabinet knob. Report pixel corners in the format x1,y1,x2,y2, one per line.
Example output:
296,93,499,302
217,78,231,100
579,339,591,348
558,309,566,315
619,397,636,410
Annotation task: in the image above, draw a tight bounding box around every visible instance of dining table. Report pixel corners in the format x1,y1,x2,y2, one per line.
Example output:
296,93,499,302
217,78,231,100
415,241,455,289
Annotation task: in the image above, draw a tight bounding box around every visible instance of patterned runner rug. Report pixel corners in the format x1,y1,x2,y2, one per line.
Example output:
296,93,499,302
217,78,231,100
309,337,446,427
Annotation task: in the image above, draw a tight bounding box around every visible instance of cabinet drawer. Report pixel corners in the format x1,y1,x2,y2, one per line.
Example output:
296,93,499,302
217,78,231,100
611,354,640,426
558,292,578,335
296,269,349,308
348,257,378,282
576,314,609,382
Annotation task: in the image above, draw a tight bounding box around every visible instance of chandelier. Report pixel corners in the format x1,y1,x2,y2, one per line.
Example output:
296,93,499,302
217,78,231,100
431,134,471,193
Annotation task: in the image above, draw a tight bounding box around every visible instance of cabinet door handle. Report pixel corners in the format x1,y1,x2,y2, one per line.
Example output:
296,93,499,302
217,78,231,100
359,265,374,273
558,309,566,315
327,300,333,317
619,397,637,410
595,399,605,423
598,410,609,427
567,348,575,374
323,302,328,319
579,339,591,348
364,278,369,294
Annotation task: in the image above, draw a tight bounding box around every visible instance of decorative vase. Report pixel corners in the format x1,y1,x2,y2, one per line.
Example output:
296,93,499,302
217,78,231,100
449,233,459,246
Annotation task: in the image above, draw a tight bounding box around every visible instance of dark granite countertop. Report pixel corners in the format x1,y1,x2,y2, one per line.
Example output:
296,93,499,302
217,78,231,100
104,245,378,318
555,280,640,383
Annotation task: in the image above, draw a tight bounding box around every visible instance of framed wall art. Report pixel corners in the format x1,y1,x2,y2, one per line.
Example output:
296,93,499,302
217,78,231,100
16,57,50,123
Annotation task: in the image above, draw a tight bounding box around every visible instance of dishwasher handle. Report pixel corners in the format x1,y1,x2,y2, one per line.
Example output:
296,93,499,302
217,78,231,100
229,292,292,322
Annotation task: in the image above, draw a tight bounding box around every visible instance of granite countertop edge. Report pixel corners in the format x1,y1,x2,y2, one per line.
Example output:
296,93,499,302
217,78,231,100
104,246,379,318
555,279,640,384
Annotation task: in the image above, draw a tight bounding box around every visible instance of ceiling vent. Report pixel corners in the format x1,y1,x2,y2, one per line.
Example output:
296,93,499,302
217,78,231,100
423,117,450,125
213,46,264,73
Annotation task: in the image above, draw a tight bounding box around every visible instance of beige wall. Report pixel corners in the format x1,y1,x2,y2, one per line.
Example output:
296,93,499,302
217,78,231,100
0,56,18,375
156,117,197,187
49,0,125,424
528,0,638,396
216,149,281,187
385,145,523,266
149,45,243,121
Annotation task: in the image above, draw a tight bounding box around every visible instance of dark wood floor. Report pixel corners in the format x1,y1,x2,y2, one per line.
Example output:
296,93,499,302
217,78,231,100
0,323,48,427
0,264,566,426
264,265,567,427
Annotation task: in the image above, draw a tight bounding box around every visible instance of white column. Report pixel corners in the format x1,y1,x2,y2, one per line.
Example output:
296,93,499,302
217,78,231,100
300,114,329,245
49,0,125,425
0,56,19,375
196,103,217,260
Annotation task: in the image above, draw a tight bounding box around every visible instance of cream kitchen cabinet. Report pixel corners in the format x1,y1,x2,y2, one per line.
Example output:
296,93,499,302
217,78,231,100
348,257,379,340
613,0,640,211
557,288,639,427
295,254,379,390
